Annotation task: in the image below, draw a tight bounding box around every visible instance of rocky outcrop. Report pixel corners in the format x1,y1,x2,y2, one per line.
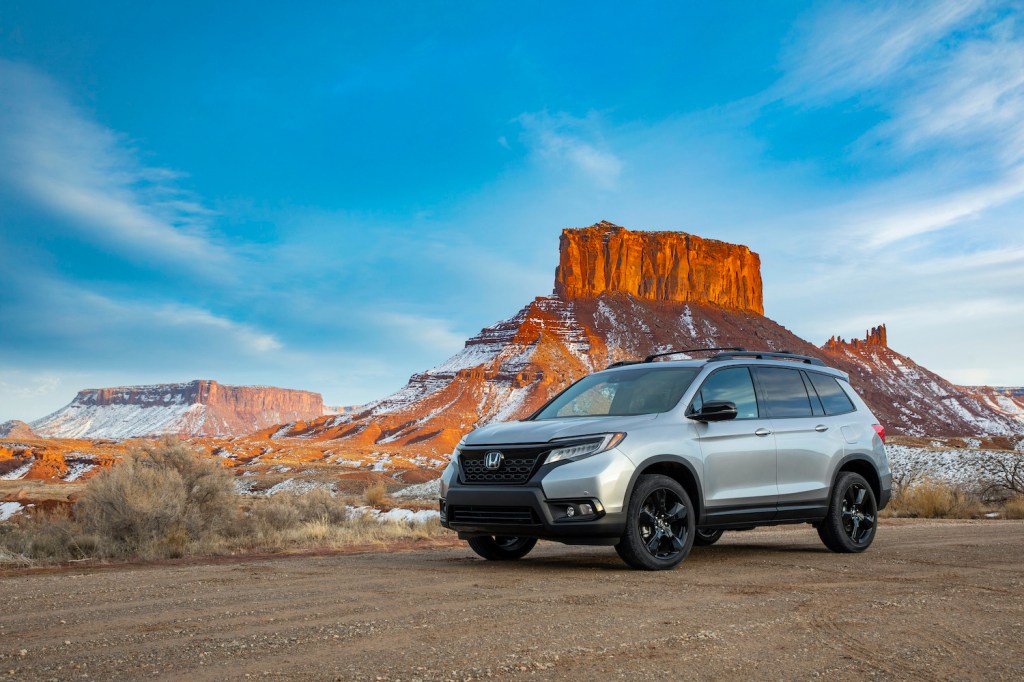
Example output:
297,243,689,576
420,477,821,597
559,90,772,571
824,324,887,351
554,222,764,314
0,420,37,439
956,386,1024,427
32,380,324,439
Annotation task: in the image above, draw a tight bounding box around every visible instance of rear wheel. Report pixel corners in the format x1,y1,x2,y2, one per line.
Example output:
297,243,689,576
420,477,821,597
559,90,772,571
818,472,877,553
466,535,537,561
615,474,695,570
693,528,725,546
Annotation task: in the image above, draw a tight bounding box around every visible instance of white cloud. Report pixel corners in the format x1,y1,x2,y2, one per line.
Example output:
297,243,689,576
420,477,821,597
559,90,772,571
849,167,1024,247
517,111,623,189
0,60,227,269
777,0,988,102
772,2,1024,248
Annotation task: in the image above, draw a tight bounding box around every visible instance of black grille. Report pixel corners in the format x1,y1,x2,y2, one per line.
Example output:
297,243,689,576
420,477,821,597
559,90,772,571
459,446,548,485
448,506,539,525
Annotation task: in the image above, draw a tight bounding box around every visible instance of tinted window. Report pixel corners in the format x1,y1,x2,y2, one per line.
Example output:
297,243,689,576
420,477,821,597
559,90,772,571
534,367,700,419
754,367,813,418
807,372,856,415
690,367,758,419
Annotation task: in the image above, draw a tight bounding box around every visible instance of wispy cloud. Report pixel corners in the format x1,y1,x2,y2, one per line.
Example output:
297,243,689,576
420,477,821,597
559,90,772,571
777,0,988,102
516,111,623,189
848,167,1024,247
0,60,227,269
773,2,1024,248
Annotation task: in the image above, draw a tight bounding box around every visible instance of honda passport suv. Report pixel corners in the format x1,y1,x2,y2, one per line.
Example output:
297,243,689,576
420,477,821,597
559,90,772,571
439,348,891,570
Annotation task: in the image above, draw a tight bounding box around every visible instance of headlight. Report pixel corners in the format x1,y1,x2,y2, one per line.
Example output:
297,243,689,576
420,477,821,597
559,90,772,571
545,433,626,464
449,437,466,465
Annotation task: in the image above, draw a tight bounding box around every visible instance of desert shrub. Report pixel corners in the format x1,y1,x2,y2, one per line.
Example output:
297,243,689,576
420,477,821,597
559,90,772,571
363,481,388,506
887,478,982,519
1003,496,1024,520
0,509,98,562
74,437,239,557
972,451,1024,497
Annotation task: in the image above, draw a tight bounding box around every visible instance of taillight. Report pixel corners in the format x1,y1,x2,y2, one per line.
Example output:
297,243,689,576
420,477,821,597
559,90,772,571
872,424,885,443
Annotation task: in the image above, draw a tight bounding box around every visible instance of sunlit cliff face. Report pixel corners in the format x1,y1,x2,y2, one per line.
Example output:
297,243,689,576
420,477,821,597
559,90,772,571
554,221,764,314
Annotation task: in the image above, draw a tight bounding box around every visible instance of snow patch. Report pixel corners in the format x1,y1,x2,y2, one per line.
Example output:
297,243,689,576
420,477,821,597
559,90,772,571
1,460,33,481
0,502,23,522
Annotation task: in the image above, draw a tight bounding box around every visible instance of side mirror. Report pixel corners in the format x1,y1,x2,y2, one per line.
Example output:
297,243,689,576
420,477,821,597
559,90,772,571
688,401,738,422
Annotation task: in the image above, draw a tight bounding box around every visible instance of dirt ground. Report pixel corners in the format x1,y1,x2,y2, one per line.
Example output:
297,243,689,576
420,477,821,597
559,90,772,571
1,519,1022,681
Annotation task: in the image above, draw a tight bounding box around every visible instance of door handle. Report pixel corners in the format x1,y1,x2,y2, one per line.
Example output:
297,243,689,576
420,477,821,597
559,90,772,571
814,424,829,432
754,428,772,437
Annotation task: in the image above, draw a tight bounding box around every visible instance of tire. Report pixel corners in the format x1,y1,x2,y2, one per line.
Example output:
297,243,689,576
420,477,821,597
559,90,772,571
693,528,725,546
817,472,878,553
615,474,696,570
466,535,537,561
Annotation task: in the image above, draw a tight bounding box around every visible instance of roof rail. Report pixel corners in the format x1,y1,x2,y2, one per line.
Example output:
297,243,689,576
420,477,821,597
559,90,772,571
707,350,827,367
605,360,643,369
643,347,746,363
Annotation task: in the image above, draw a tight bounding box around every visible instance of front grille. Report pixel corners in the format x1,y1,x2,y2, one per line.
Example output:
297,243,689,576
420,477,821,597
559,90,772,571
448,505,539,525
459,446,549,485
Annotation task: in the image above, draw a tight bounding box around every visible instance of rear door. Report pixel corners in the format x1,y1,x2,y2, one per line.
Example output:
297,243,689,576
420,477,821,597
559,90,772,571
690,366,778,522
752,366,845,517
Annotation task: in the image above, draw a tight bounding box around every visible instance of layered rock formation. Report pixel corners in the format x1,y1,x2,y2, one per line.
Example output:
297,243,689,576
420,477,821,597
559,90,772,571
818,328,1017,436
32,380,323,439
956,386,1024,427
554,222,764,313
275,222,1021,454
824,324,887,351
0,420,37,439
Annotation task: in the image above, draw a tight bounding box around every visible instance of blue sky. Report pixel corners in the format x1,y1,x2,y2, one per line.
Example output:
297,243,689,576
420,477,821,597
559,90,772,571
2,1,1023,420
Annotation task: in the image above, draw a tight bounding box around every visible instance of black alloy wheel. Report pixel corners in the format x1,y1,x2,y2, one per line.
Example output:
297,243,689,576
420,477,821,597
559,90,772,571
616,474,695,570
466,535,537,561
817,471,878,553
841,482,876,545
693,528,725,546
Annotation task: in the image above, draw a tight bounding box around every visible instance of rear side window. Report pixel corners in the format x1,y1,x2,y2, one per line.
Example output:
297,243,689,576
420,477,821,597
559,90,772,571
689,367,759,419
806,372,856,415
753,367,813,418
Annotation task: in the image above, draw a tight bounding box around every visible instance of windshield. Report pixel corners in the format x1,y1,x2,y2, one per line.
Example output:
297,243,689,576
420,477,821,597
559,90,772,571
532,367,700,420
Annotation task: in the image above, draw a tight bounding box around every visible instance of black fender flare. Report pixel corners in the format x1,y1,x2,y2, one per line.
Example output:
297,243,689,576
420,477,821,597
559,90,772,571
829,454,883,500
622,455,706,525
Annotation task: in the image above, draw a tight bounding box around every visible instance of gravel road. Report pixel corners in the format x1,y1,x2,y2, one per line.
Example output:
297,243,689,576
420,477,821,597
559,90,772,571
2,519,1023,681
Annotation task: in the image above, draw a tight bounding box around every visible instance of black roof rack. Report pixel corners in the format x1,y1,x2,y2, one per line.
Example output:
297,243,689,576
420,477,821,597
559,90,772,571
605,347,748,370
643,347,746,363
707,350,827,367
605,347,828,370
605,360,643,369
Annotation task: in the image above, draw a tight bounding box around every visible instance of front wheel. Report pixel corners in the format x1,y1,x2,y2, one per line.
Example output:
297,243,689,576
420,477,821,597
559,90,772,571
817,472,878,553
466,535,537,561
615,474,695,570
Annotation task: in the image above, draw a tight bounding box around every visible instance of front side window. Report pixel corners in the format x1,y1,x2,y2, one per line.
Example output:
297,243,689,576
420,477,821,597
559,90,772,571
688,367,759,419
754,367,813,418
533,367,700,420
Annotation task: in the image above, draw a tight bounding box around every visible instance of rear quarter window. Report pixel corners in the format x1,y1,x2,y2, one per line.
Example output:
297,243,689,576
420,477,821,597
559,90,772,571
806,372,856,415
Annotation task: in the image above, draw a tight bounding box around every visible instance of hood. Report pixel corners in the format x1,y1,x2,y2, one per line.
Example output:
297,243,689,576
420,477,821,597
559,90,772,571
464,414,659,446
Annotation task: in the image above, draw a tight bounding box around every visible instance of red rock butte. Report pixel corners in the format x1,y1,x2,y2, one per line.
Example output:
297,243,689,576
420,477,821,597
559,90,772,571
553,221,764,314
823,325,888,352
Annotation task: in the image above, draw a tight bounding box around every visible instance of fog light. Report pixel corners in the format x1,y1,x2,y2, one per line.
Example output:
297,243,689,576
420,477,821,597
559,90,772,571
566,505,576,517
579,503,594,516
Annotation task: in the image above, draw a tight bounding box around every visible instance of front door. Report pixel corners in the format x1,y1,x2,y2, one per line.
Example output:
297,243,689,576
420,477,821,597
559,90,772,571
690,366,778,523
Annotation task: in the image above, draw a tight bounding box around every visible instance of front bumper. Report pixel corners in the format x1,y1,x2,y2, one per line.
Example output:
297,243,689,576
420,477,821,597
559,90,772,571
440,482,626,545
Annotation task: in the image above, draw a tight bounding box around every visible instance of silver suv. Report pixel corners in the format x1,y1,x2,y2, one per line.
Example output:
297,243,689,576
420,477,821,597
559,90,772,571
439,349,891,570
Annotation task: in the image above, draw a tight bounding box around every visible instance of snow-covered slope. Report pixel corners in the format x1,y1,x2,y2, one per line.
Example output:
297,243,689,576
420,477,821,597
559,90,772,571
32,380,324,439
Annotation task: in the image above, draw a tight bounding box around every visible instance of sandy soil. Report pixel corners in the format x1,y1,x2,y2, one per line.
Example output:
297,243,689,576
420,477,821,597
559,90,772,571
2,519,1022,681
